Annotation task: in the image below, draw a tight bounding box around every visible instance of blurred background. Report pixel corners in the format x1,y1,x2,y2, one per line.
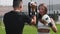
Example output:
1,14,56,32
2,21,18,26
0,0,60,34
0,0,60,22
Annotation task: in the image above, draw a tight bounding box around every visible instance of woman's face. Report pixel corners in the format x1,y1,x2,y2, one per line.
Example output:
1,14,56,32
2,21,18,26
39,6,45,16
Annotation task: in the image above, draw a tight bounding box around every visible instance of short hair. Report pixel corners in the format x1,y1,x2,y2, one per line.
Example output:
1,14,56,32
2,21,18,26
13,0,22,8
38,3,47,14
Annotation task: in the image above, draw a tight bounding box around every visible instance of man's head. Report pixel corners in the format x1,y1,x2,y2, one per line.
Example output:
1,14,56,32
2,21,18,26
13,0,23,11
38,3,47,16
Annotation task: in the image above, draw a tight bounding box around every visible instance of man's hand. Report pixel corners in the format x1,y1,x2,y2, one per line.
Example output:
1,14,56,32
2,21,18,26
31,16,36,25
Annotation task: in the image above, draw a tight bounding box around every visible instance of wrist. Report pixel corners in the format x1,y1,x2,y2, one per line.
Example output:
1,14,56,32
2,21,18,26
48,23,53,27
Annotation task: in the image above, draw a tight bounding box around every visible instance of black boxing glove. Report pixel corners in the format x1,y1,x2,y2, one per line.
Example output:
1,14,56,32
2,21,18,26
30,11,37,17
48,23,53,27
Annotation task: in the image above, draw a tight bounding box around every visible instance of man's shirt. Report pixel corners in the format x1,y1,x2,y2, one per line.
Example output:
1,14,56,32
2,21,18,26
3,11,31,34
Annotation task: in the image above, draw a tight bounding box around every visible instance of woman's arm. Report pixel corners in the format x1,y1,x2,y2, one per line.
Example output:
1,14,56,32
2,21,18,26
50,18,57,33
41,18,57,33
41,14,57,32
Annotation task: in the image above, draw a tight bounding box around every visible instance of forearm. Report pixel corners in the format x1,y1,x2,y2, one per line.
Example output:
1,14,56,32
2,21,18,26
51,25,57,33
40,19,47,25
31,16,36,24
50,18,57,33
41,18,57,32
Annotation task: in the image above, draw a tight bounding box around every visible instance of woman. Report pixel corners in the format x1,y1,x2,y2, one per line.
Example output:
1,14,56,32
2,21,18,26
37,3,57,34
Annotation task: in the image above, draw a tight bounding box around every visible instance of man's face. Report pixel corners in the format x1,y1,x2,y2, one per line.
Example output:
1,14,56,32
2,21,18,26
39,6,45,16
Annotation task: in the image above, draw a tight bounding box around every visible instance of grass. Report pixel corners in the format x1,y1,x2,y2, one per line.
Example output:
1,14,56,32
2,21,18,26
0,22,60,34
23,25,37,34
50,24,60,34
0,21,6,34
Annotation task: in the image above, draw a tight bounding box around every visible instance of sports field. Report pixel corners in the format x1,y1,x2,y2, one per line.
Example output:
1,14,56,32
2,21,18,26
0,21,60,34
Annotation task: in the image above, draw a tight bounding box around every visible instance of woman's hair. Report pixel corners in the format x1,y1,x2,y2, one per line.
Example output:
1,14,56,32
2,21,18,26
38,3,48,14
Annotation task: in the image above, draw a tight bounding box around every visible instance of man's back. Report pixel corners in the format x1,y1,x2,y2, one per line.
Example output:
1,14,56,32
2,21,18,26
3,11,31,34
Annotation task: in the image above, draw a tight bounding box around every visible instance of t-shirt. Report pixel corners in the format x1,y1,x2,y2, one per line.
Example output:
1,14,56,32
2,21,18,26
3,11,31,34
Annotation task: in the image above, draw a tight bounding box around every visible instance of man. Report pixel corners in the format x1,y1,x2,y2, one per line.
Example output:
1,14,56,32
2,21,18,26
3,0,36,34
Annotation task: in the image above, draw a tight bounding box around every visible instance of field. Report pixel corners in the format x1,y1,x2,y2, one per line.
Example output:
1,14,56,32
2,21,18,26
0,22,60,34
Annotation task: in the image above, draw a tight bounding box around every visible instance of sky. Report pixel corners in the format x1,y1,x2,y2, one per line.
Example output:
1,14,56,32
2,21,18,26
0,0,60,6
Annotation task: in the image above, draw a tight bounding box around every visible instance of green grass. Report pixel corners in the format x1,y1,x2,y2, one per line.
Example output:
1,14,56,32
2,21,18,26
0,27,6,34
23,25,37,34
0,22,60,34
0,21,6,34
50,24,60,34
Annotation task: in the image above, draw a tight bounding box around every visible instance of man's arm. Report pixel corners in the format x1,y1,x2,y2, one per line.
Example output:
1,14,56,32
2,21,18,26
25,15,36,25
31,16,36,24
